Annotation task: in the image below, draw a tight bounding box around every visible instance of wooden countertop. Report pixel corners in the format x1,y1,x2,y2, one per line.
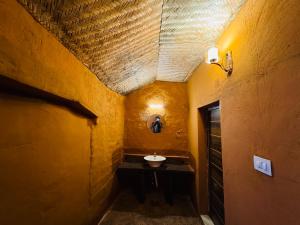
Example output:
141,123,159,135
118,161,195,174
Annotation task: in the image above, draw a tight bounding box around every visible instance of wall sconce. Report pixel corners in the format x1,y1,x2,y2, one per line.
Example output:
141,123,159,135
207,47,233,76
148,103,164,109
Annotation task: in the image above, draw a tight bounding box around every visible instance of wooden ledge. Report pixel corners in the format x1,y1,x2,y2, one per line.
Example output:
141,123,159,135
0,75,97,120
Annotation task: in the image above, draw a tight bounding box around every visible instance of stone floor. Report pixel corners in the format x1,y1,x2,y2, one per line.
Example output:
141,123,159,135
99,189,203,225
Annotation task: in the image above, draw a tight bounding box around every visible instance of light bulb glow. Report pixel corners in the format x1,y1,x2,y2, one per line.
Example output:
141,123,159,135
148,103,164,109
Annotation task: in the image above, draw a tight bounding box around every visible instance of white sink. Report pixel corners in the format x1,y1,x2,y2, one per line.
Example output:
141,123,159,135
144,155,166,168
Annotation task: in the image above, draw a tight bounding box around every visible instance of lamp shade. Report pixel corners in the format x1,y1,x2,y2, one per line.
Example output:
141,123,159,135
207,47,219,63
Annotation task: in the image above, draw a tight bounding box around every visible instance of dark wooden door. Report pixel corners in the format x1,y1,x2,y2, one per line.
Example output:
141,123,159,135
207,105,224,225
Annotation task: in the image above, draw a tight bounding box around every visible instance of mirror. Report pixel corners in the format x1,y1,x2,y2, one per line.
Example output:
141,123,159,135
147,114,164,133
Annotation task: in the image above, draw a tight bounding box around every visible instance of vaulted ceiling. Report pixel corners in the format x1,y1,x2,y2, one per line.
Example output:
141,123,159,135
18,0,245,94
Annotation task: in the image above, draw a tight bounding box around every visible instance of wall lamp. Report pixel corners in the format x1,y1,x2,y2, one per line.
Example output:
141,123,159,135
148,103,164,109
207,47,233,76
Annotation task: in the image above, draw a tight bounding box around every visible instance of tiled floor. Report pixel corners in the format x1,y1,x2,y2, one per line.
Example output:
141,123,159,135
99,189,203,225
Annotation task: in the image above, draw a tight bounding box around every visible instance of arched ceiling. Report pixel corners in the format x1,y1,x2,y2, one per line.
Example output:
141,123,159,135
18,0,245,94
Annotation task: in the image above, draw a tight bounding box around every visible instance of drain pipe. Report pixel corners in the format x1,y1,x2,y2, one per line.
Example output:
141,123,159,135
153,171,158,188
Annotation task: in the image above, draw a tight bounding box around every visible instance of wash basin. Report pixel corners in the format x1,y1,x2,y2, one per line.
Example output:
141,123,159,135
144,155,166,168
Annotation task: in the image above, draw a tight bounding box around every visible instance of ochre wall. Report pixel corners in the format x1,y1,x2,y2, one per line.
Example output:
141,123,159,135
124,81,188,154
0,1,124,225
188,0,300,225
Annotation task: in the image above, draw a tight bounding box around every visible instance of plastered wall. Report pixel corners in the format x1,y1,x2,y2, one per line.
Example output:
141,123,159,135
0,1,124,225
124,81,188,154
187,0,300,224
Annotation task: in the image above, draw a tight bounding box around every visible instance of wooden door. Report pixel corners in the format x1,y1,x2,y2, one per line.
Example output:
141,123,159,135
207,105,224,225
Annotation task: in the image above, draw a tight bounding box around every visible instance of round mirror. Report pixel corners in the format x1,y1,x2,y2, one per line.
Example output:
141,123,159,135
147,114,164,133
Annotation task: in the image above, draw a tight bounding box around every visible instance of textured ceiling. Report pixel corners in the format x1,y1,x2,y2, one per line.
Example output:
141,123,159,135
158,0,245,81
18,0,245,94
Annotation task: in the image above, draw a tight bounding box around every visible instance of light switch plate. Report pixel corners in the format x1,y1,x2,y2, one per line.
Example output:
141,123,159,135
253,155,272,176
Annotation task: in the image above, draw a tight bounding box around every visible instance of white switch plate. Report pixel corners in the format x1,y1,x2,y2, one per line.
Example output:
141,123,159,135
253,155,272,176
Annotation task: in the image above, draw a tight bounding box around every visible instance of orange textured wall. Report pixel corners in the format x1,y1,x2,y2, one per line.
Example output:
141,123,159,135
188,0,300,225
125,81,188,153
0,1,124,225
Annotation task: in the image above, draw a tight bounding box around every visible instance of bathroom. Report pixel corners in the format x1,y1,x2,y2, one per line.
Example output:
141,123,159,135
0,1,299,225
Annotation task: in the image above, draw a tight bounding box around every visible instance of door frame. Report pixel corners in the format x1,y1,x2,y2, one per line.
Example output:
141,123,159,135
197,101,224,221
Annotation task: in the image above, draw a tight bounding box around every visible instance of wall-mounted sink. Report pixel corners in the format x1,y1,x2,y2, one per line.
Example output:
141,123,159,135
144,155,166,168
